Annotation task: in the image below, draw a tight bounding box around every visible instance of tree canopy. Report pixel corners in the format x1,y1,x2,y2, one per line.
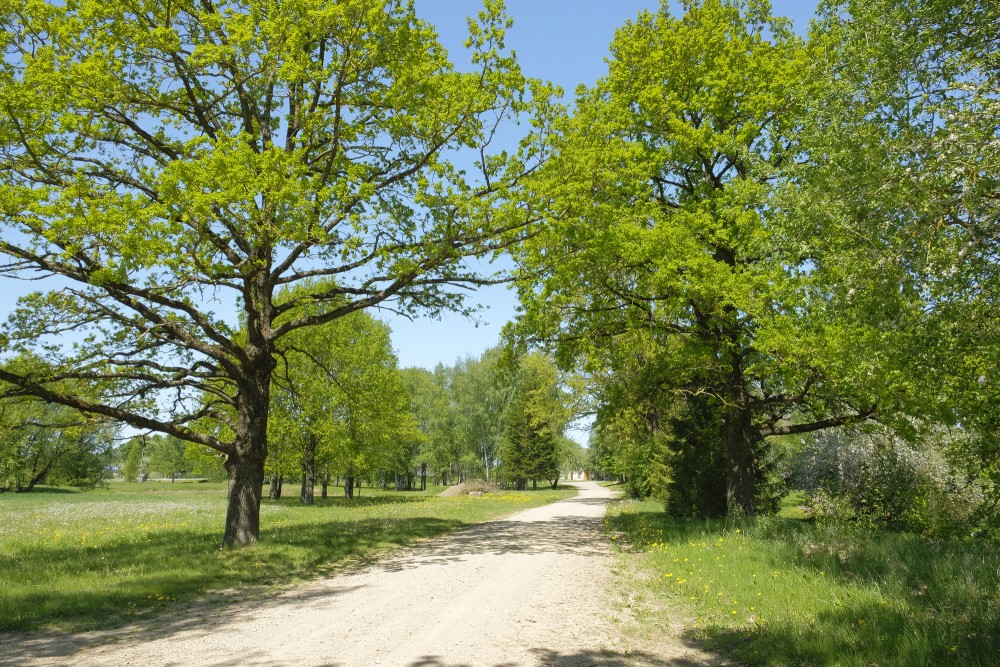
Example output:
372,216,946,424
0,0,550,544
510,0,927,515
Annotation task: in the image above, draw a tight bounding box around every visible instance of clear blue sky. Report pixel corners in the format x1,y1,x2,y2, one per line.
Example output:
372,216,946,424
390,0,819,371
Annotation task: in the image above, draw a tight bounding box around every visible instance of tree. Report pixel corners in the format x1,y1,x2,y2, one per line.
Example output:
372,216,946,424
0,0,550,544
1,357,114,492
147,435,190,481
271,291,418,502
451,348,510,481
791,0,1000,525
119,436,147,482
402,366,461,485
511,0,904,516
500,353,566,490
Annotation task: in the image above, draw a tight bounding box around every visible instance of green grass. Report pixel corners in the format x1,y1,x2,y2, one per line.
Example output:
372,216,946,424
606,499,1000,667
0,482,573,633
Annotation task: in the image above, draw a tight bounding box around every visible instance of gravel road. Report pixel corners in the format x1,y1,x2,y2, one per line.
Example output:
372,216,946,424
5,481,719,666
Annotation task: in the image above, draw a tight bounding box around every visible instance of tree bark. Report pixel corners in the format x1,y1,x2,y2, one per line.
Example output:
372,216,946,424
725,407,759,516
300,436,316,506
222,352,274,547
420,463,427,491
18,458,54,493
223,449,265,546
344,475,354,499
321,467,329,499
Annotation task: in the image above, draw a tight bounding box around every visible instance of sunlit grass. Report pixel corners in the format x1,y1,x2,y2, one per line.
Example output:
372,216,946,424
607,499,1000,667
0,482,573,632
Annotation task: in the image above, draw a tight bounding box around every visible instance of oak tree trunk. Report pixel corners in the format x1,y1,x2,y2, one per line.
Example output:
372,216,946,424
223,449,265,546
222,352,274,547
301,436,316,506
725,408,759,516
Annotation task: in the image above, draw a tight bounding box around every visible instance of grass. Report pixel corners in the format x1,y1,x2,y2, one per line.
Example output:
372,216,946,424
606,498,1000,667
0,482,574,633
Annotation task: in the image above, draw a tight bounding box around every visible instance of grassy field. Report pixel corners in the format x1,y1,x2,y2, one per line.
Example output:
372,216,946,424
607,498,1000,667
0,481,574,633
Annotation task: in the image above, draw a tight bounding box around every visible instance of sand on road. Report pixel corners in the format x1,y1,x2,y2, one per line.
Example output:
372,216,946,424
4,481,720,667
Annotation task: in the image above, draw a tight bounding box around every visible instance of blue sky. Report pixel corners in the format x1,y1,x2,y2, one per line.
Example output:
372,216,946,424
390,0,819,371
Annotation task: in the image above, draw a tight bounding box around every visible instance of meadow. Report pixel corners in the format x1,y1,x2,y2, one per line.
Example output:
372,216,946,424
607,497,1000,667
0,481,573,633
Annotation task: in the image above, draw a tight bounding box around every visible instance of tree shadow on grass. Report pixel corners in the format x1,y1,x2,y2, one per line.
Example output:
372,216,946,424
11,485,82,494
0,515,460,641
263,493,426,508
609,507,1000,666
692,596,997,667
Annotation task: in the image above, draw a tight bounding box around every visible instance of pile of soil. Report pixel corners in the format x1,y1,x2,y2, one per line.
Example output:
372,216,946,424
437,483,467,497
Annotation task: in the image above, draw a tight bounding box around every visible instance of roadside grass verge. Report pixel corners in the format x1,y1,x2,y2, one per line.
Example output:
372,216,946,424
606,499,1000,667
0,483,573,633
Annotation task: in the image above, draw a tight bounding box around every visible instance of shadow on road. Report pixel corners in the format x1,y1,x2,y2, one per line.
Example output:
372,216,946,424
377,492,613,573
399,647,719,667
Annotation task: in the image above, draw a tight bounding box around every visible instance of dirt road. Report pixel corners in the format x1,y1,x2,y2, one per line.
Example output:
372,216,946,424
6,481,718,666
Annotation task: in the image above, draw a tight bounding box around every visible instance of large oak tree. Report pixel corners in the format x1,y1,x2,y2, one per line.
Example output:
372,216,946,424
0,0,549,544
511,0,911,515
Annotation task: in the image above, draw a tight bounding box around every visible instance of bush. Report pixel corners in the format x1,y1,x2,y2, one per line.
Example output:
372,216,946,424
791,426,992,538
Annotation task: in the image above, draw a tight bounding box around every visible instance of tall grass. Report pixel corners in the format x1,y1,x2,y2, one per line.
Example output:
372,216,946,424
0,482,573,632
607,499,1000,667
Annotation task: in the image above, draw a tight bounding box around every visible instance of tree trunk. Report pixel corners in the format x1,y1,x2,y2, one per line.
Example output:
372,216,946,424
321,467,329,499
532,478,537,491
725,408,759,516
420,463,427,491
268,472,279,500
222,352,274,547
344,475,355,499
223,449,265,547
301,436,316,506
18,460,53,493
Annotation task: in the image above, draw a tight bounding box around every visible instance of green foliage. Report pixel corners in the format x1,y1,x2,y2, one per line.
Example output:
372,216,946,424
450,349,511,481
499,353,567,489
608,501,1000,666
511,0,896,517
401,365,460,484
268,283,421,498
790,426,995,539
0,357,115,492
0,0,550,543
146,435,190,481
